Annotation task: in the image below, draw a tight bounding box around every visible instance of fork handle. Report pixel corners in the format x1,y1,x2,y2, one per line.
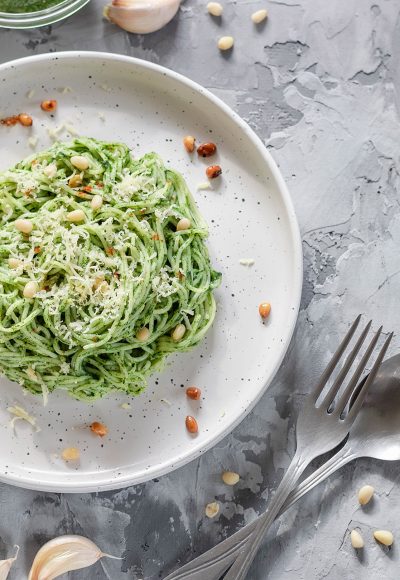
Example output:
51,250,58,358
223,450,309,580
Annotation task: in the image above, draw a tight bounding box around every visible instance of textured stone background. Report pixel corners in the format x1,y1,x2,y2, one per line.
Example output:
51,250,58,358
1,0,400,578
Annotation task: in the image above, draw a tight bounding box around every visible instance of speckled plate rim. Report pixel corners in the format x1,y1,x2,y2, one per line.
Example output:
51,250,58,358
0,51,302,492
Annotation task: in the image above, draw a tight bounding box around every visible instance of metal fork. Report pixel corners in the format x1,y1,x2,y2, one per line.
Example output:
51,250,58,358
164,317,392,580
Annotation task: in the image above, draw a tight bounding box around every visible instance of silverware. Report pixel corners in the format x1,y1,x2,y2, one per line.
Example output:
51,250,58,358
164,318,393,580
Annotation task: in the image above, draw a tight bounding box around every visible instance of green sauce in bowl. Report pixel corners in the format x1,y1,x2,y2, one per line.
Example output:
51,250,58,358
0,0,62,12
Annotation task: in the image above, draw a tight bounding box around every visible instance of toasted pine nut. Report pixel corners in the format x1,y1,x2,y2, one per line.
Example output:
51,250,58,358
176,218,191,231
15,218,33,234
251,9,268,23
68,174,82,188
172,323,186,342
41,99,57,112
185,415,198,433
358,485,374,505
91,194,103,210
259,302,271,319
350,530,364,549
206,165,222,179
70,155,89,171
197,142,217,157
186,386,201,400
67,209,85,223
97,281,109,294
205,501,219,518
92,274,105,290
183,135,195,153
218,36,234,51
43,163,57,178
18,113,33,127
8,258,23,269
373,530,394,546
23,281,38,299
90,421,108,437
222,471,240,485
207,1,223,16
137,327,151,342
61,447,80,461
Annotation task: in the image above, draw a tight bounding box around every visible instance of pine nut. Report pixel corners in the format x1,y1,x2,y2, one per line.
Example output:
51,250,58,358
205,501,220,518
259,302,271,319
197,142,217,157
176,218,191,231
183,135,195,153
358,485,374,505
251,8,268,24
43,163,57,178
40,99,57,112
90,421,108,437
172,323,186,341
68,174,82,188
70,155,89,171
185,415,198,433
137,327,151,342
350,530,364,549
8,258,23,269
206,165,222,179
61,447,80,461
186,386,202,400
18,113,33,127
92,275,105,290
15,218,33,234
373,530,394,546
207,2,223,16
222,471,240,486
67,209,85,223
23,281,38,299
91,194,103,210
218,36,234,51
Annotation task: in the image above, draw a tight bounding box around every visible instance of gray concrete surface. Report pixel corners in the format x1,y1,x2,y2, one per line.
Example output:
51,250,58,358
1,0,400,578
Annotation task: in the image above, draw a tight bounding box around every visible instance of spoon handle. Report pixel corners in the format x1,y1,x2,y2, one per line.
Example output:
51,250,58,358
164,446,357,580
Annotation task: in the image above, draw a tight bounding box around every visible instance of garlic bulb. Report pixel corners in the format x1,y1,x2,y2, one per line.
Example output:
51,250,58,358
28,535,121,580
104,0,181,34
0,546,19,580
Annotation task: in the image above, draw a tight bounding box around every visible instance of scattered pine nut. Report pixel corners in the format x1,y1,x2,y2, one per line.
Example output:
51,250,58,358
183,135,195,153
222,471,240,486
206,165,222,179
18,113,33,127
70,155,89,171
66,209,85,223
350,530,364,549
251,9,268,24
205,501,220,518
68,174,82,188
91,194,103,210
15,218,33,234
218,36,234,51
185,415,198,433
207,2,223,16
90,421,108,437
358,485,374,505
176,218,191,231
373,530,394,546
23,281,38,299
172,323,186,342
61,447,80,461
186,386,202,400
8,258,23,269
40,99,57,112
259,302,271,319
136,327,151,342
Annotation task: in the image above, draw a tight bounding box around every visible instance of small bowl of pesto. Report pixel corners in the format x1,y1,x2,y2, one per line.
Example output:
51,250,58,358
0,0,90,28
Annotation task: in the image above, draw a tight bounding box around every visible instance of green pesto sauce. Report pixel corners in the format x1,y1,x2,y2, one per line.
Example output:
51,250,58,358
0,0,62,12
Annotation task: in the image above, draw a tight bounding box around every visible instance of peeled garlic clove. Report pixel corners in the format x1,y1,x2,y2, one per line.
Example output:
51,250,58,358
104,0,181,34
0,546,19,580
28,535,121,580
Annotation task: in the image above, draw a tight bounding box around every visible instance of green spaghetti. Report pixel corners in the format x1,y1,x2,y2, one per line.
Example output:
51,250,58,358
0,137,221,401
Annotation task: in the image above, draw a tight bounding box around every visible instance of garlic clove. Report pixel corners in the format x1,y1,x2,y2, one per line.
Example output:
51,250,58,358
28,535,121,580
0,546,19,580
104,0,181,34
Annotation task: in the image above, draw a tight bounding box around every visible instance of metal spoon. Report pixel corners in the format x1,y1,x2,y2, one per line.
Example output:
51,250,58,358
165,353,400,580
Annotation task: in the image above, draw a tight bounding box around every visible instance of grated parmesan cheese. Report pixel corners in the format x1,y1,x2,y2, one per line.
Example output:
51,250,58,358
98,112,106,121
197,182,212,190
120,402,131,410
239,258,255,266
28,136,38,149
7,404,39,431
26,89,35,99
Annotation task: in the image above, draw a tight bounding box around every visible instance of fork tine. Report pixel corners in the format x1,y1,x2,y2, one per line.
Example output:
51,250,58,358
346,332,393,423
334,325,382,416
310,314,361,401
319,320,372,410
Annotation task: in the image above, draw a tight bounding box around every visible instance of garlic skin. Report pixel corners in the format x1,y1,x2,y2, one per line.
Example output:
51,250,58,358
28,535,121,580
0,546,19,580
104,0,181,34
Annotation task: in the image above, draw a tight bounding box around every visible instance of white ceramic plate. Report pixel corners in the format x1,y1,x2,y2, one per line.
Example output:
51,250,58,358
0,52,302,492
